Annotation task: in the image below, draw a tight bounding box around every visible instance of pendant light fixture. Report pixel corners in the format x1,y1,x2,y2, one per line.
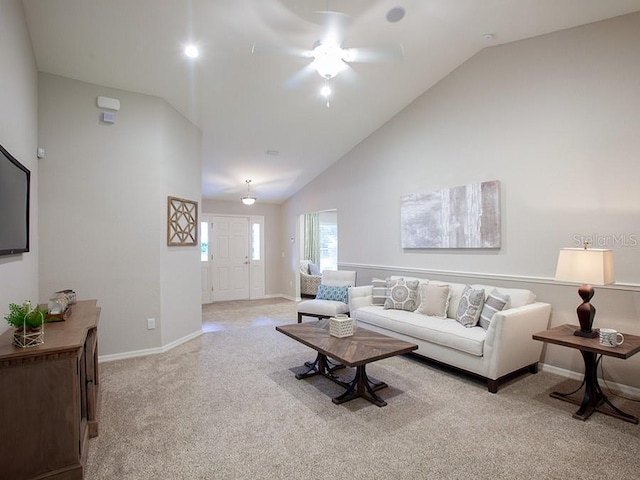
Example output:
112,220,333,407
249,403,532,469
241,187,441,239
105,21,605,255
241,179,256,205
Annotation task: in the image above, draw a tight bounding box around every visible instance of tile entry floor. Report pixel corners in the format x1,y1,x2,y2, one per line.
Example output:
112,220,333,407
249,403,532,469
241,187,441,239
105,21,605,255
201,297,299,333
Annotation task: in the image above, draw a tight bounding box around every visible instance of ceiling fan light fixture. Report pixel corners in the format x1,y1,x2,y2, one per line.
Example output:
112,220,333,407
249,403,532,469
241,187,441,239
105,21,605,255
241,179,256,205
184,44,199,58
320,84,332,98
311,42,347,79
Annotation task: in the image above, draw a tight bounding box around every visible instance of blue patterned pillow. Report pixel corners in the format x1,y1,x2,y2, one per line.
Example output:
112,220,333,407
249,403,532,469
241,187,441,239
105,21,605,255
316,284,349,304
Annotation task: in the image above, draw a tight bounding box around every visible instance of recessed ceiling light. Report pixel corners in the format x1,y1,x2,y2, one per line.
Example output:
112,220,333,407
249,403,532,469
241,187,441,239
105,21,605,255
184,45,199,58
386,6,405,23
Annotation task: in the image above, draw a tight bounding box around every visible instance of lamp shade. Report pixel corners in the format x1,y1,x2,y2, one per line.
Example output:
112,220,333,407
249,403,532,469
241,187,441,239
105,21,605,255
555,248,614,285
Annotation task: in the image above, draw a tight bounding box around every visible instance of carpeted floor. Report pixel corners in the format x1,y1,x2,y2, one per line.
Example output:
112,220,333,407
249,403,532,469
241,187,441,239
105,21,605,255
86,298,640,479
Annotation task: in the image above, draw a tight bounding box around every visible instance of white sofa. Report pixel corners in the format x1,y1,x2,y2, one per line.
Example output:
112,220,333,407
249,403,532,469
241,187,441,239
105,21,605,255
349,277,551,393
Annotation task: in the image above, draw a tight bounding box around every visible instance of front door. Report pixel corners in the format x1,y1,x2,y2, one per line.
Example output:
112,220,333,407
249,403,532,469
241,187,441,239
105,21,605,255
201,219,211,303
211,216,250,301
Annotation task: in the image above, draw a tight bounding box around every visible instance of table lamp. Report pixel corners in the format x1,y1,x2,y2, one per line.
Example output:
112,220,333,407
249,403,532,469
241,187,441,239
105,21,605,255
555,243,614,338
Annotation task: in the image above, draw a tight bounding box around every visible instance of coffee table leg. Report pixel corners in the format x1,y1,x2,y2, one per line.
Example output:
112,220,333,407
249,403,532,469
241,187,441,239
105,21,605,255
304,356,344,373
296,353,328,379
296,353,348,387
332,364,388,407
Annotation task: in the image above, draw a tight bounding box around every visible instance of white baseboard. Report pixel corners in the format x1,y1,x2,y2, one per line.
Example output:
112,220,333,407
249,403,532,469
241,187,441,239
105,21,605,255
540,362,640,398
99,329,203,363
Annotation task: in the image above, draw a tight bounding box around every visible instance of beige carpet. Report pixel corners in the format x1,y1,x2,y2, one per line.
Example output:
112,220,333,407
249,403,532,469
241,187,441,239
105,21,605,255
86,298,640,479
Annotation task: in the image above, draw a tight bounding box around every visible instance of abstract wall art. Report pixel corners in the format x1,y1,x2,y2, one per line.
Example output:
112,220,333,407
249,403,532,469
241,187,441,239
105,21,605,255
401,180,501,249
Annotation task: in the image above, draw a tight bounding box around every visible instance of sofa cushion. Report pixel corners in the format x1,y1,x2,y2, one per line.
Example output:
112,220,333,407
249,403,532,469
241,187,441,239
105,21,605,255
384,278,420,312
355,306,486,357
315,284,349,304
309,263,321,276
478,289,510,330
372,277,388,306
298,299,349,316
456,285,485,328
416,283,450,318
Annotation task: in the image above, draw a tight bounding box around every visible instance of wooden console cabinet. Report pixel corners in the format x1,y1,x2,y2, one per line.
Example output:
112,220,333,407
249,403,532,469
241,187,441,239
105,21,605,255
0,300,101,480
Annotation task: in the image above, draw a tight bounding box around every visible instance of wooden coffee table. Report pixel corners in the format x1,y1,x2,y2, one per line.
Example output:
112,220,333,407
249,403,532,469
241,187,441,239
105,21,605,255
276,320,417,407
533,324,640,423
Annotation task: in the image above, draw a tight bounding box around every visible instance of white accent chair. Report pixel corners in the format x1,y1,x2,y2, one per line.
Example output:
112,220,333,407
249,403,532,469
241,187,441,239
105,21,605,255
299,260,321,296
297,270,357,323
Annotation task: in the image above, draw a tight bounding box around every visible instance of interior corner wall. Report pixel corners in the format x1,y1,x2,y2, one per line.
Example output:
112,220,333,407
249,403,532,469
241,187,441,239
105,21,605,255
201,199,283,296
282,13,640,387
38,73,201,357
159,101,202,346
0,0,39,335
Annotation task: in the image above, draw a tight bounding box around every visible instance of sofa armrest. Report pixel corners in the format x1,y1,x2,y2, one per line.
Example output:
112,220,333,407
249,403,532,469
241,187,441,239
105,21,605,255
484,301,552,379
349,285,373,313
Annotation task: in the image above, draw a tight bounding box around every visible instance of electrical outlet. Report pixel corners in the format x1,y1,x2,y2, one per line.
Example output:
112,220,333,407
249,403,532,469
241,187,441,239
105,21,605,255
147,318,156,330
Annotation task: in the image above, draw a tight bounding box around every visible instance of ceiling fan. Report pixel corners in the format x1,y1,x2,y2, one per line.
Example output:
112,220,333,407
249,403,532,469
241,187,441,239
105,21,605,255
251,3,403,87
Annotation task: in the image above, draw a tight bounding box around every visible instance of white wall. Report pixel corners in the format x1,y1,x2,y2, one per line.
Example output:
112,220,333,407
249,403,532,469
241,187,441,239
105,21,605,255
159,101,202,346
0,0,39,334
38,74,201,356
201,199,283,295
282,13,640,388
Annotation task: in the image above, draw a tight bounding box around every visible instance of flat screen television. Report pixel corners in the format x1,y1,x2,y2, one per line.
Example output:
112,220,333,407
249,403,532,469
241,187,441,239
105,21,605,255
0,142,30,256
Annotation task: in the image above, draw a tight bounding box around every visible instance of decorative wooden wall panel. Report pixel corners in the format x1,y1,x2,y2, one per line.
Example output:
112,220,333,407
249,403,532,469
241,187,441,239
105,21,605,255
167,196,198,246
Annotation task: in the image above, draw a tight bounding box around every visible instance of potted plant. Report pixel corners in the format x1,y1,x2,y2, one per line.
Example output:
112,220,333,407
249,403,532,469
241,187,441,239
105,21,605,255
4,300,47,347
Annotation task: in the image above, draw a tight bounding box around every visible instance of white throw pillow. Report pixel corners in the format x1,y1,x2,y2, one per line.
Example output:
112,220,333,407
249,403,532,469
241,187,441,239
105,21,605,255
416,283,450,318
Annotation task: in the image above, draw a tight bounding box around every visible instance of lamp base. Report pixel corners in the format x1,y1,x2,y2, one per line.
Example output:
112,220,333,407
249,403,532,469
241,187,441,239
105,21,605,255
573,328,599,338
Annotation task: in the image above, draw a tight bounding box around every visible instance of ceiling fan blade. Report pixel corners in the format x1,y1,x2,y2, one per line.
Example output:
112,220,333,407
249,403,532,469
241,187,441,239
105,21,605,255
344,44,404,63
251,43,312,58
284,64,317,89
314,10,352,45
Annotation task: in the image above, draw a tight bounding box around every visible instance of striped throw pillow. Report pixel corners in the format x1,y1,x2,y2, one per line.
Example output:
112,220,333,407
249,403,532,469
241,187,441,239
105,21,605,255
372,277,388,305
478,289,510,330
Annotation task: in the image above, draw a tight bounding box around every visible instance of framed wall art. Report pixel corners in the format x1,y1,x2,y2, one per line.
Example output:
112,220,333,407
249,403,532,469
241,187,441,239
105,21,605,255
167,196,198,246
400,180,501,249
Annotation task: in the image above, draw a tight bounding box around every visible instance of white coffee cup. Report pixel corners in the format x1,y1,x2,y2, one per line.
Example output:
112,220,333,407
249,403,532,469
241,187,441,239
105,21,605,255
599,328,624,347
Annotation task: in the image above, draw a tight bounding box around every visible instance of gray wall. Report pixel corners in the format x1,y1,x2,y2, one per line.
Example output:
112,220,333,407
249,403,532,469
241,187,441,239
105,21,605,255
201,199,283,296
38,73,202,356
282,13,640,388
0,0,39,335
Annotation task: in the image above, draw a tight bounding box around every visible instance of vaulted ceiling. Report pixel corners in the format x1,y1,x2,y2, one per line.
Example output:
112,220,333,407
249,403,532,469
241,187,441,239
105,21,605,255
21,0,640,203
